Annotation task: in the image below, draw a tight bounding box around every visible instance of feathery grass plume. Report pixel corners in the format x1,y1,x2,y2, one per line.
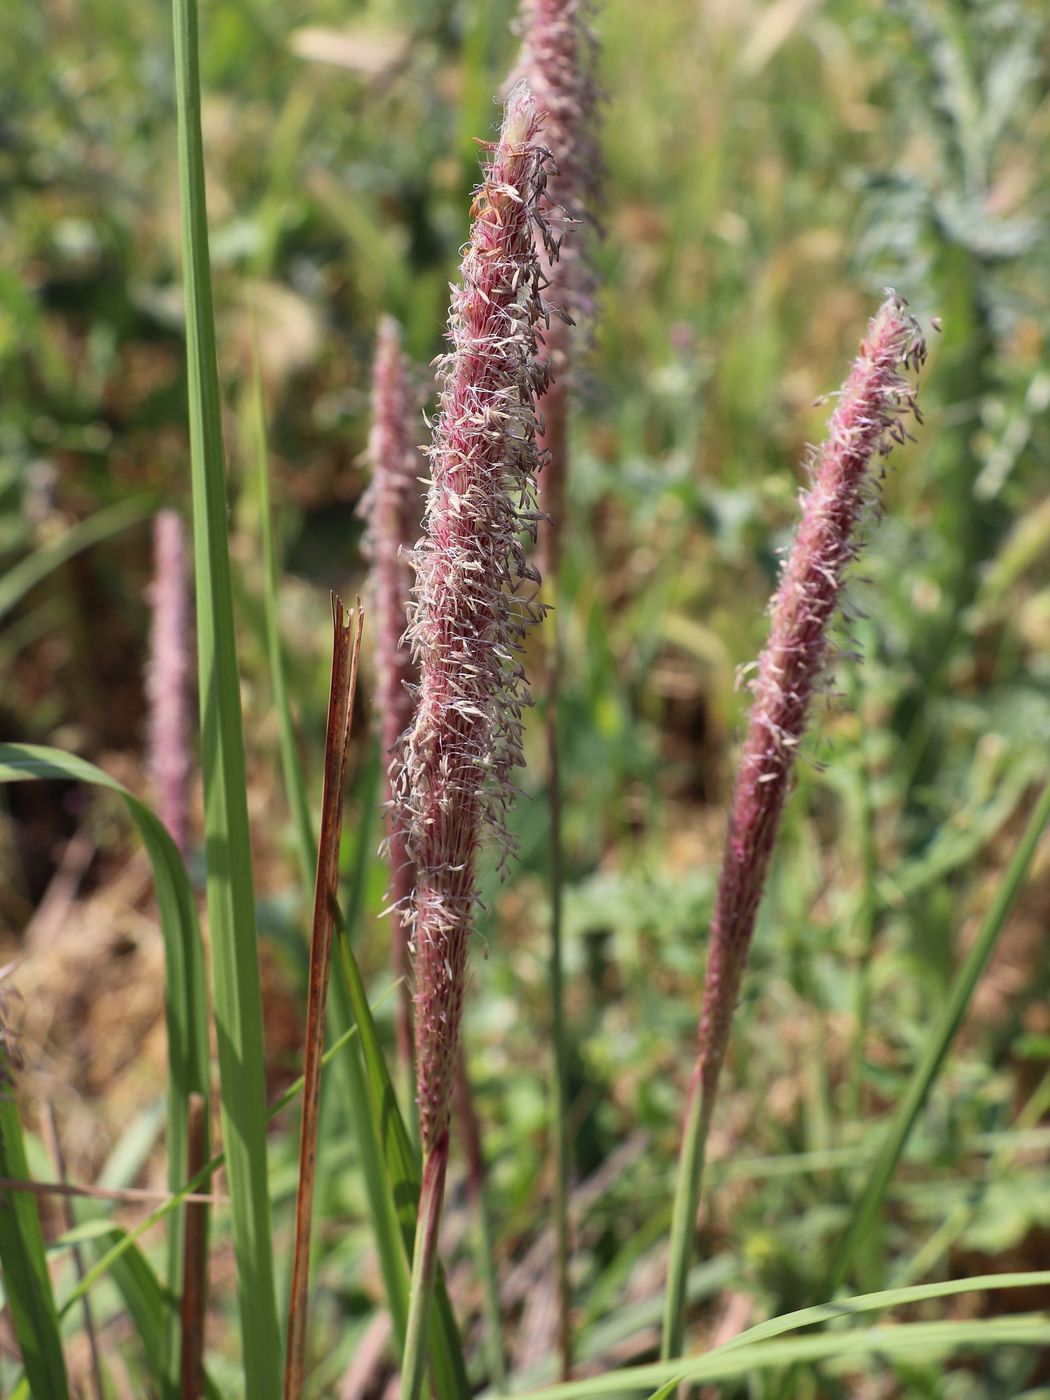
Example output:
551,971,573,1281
395,82,553,1397
662,291,928,1359
147,510,191,859
514,0,600,576
362,315,420,1083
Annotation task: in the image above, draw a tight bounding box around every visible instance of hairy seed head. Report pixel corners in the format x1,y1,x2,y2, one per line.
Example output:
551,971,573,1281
513,0,601,573
697,292,928,1116
395,83,553,1152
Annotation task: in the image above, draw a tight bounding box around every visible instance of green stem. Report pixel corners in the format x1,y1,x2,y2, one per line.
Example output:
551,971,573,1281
661,1060,708,1360
546,638,573,1380
401,1134,451,1400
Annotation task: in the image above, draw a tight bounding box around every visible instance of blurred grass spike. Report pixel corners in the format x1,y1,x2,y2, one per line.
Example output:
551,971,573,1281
360,315,420,1094
147,512,192,859
661,293,929,1358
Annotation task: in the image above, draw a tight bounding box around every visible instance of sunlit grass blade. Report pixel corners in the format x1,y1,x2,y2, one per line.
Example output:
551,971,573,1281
285,600,363,1400
0,496,154,624
714,1270,1050,1354
0,1048,71,1400
829,777,1050,1292
513,1312,1050,1398
171,0,280,1387
0,743,210,1390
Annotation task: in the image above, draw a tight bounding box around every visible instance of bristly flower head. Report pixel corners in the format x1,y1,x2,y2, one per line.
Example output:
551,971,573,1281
513,0,601,574
696,291,927,1115
662,293,929,1357
361,314,421,1075
147,510,191,859
514,0,600,330
395,81,554,1153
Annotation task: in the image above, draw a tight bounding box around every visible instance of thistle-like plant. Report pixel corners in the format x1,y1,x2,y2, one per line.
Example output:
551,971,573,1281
362,315,420,1083
661,292,929,1358
147,510,191,858
394,82,554,1396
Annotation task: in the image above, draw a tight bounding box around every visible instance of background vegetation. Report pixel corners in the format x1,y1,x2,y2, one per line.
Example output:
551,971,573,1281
2,0,1050,1394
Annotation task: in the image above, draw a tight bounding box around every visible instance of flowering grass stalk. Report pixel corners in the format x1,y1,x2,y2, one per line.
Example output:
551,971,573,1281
147,510,191,859
514,2,600,1374
395,82,553,1397
363,315,420,1088
661,292,928,1359
515,0,600,577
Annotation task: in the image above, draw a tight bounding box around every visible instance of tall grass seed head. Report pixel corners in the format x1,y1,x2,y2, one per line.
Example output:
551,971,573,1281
396,82,556,1150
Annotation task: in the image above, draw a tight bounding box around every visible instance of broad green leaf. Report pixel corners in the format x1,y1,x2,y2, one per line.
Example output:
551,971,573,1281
0,742,210,1393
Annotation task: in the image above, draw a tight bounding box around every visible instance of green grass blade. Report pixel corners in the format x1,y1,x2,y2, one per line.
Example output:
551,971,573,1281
830,777,1050,1291
171,0,280,1387
514,1312,1050,1399
252,358,315,897
0,496,154,624
713,1270,1050,1354
0,1057,71,1400
0,743,210,1390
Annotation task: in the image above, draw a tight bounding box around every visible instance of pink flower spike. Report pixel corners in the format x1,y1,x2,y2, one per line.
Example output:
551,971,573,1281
662,291,929,1358
514,0,600,574
362,315,421,1079
147,509,192,859
396,81,553,1157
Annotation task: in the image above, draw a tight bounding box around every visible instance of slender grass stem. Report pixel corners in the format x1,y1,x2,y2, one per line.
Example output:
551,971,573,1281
401,1132,450,1400
545,607,573,1380
284,602,363,1400
454,1048,507,1390
660,1062,706,1361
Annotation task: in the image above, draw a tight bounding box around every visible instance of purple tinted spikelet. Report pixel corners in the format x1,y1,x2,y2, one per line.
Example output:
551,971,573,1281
362,315,420,1077
662,293,927,1359
147,510,191,859
396,83,553,1155
514,0,600,574
698,292,927,1120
